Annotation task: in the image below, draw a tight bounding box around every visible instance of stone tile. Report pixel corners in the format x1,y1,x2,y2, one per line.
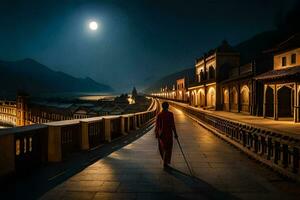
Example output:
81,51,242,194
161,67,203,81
93,192,136,200
136,193,178,200
97,181,120,192
60,191,96,200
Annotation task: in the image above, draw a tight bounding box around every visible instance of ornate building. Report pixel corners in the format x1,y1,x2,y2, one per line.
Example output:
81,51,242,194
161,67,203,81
219,54,273,115
188,40,240,110
151,33,300,123
176,78,188,102
256,34,300,122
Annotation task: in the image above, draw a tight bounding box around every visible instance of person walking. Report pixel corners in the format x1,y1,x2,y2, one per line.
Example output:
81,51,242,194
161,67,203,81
155,102,178,168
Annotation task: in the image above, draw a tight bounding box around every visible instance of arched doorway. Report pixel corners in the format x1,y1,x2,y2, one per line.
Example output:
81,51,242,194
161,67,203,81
230,87,238,111
265,86,274,117
207,87,216,107
199,89,205,107
240,85,250,112
278,86,293,118
223,88,229,111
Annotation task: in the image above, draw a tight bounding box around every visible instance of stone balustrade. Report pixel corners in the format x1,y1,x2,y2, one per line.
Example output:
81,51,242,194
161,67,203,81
168,100,300,181
0,98,159,180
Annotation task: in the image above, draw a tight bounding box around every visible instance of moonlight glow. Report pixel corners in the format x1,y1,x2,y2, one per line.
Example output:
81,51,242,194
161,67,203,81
89,21,98,30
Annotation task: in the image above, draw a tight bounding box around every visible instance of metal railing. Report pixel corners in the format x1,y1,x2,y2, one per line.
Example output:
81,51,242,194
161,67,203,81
0,98,159,179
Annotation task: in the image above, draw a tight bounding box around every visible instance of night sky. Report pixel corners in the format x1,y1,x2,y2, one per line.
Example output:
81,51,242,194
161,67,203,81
0,0,297,92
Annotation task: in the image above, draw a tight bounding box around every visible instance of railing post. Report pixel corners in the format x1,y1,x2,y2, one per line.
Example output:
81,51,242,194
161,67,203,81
133,115,137,130
80,121,90,150
120,116,127,135
136,115,140,127
126,116,130,133
290,146,299,173
0,134,15,178
280,138,289,168
103,118,111,142
274,140,281,164
266,135,274,160
48,126,62,162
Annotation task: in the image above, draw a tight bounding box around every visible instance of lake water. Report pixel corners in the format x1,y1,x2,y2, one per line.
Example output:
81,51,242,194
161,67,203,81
33,92,118,101
78,94,116,101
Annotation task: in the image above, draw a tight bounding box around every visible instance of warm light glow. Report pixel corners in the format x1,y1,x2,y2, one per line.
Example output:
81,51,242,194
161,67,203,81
89,21,98,30
128,97,135,104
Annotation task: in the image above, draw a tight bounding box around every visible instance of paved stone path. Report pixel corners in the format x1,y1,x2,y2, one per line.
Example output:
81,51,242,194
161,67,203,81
41,107,300,200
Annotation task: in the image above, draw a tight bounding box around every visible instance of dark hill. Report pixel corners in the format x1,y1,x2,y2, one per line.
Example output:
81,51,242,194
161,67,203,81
0,58,113,96
144,67,194,93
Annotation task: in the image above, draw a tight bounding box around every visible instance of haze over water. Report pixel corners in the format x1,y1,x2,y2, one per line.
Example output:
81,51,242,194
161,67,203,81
33,92,118,101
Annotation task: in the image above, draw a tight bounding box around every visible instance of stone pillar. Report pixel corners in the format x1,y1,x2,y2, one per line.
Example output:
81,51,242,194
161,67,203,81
133,115,137,130
137,115,141,127
103,118,111,142
237,83,241,113
204,86,207,107
228,87,231,111
120,116,127,135
80,121,90,150
126,116,130,133
0,134,15,177
263,84,266,118
294,83,299,122
216,84,222,111
274,84,278,120
251,80,255,115
48,126,62,162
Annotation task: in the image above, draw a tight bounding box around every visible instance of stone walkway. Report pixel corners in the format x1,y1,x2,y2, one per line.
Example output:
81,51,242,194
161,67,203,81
41,107,300,200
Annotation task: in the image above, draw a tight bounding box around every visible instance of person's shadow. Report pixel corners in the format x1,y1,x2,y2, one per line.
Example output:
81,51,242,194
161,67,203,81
164,165,239,200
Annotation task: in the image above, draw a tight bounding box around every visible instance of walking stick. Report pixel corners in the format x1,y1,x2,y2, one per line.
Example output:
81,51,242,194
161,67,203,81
175,137,193,177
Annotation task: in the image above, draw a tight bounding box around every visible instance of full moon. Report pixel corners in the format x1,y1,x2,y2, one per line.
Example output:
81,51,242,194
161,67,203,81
89,21,98,30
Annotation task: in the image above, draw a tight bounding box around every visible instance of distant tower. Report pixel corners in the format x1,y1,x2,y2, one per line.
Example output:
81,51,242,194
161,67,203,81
132,87,138,99
16,92,29,126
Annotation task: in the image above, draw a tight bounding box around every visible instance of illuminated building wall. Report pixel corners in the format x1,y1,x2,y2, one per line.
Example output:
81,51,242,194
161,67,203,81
0,101,17,126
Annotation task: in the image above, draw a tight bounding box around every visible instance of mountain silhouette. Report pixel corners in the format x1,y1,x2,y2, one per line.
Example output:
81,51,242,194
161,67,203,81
144,67,194,93
0,58,113,96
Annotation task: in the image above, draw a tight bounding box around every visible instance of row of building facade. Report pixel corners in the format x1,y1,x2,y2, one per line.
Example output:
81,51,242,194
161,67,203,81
151,34,300,122
0,89,149,127
1,95,105,126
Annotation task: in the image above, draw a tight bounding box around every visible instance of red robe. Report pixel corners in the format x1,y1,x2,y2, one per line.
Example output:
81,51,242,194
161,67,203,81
155,110,176,164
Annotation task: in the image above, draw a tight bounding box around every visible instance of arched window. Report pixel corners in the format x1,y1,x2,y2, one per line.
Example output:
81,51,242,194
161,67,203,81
208,66,215,79
200,70,204,82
